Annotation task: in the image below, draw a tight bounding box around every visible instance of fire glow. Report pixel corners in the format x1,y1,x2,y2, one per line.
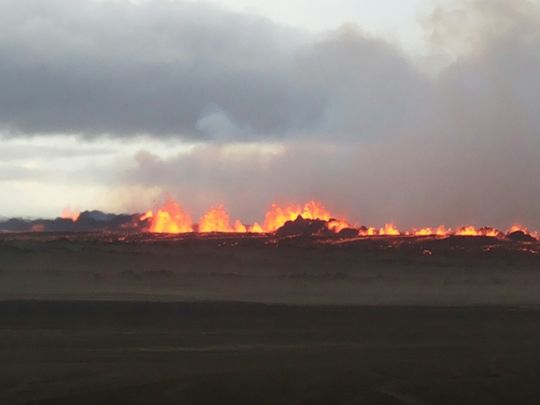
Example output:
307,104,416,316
141,200,192,233
61,207,80,222
136,198,539,240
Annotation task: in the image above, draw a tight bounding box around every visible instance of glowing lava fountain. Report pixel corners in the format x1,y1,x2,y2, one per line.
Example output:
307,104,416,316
132,198,539,240
141,199,348,234
263,201,349,232
141,199,193,233
198,205,261,233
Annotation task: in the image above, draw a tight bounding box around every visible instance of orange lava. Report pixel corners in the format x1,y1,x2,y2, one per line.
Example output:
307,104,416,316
509,224,529,234
142,199,193,233
263,201,348,232
509,224,539,239
249,222,264,233
455,226,500,237
378,223,401,236
199,205,232,233
198,205,250,233
139,199,350,234
327,219,350,233
413,226,449,237
359,227,378,236
358,224,401,236
133,197,539,240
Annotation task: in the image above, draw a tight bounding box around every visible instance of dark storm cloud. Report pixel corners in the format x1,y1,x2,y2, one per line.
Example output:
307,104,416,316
0,0,424,140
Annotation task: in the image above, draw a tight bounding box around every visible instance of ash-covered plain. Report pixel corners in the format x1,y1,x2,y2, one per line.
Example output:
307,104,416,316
2,231,540,405
1,231,539,305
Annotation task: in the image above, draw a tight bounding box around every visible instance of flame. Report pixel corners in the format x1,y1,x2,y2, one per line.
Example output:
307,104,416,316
358,227,377,236
61,207,80,222
483,228,501,237
249,222,264,233
142,199,269,234
435,226,451,236
414,226,450,237
357,225,401,236
199,205,235,233
509,224,539,239
455,226,500,237
233,220,247,233
509,224,529,234
328,219,350,233
414,228,435,236
135,196,539,239
143,199,193,233
140,210,153,221
198,205,261,233
263,201,348,232
379,223,400,236
456,226,479,236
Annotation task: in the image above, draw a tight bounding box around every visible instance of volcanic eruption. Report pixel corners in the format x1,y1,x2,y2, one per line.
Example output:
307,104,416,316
1,197,538,242
129,197,540,241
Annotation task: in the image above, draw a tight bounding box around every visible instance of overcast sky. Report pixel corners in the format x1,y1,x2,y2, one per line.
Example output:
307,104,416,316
1,0,540,230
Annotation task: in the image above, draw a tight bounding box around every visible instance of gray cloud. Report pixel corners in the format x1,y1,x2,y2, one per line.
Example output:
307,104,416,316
0,142,115,161
0,0,424,140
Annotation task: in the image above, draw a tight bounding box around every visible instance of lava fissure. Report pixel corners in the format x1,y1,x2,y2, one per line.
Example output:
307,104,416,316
136,199,539,241
2,198,537,240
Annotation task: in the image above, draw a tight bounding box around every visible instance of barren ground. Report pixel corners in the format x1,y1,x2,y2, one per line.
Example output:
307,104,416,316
2,232,540,404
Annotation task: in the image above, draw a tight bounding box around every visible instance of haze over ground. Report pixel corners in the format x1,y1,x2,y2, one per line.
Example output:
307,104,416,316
1,0,539,231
